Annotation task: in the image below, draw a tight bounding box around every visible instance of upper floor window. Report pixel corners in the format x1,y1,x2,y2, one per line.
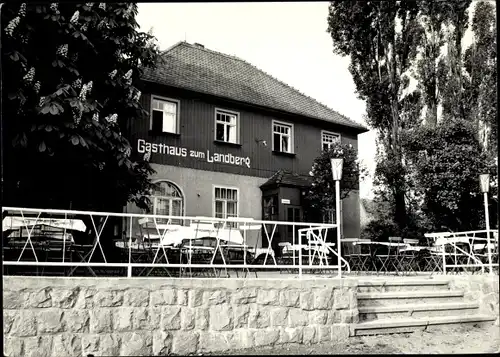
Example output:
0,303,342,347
151,96,179,134
322,131,340,151
215,109,239,144
214,186,239,228
273,120,294,153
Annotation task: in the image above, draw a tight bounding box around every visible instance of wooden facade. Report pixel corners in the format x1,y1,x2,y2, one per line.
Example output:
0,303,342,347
127,82,362,180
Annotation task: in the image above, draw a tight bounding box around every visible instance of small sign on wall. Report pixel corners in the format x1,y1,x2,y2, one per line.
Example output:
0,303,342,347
281,199,291,204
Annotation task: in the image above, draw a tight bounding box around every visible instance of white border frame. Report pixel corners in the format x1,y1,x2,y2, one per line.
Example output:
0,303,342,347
212,184,240,222
321,130,341,150
214,108,241,144
150,95,181,134
272,120,295,154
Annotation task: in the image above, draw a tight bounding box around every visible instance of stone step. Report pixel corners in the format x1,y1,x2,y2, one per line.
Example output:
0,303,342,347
351,314,496,336
358,302,479,321
357,290,465,307
357,279,450,293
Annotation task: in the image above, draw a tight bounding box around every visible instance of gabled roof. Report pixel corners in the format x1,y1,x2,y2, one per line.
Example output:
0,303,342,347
260,170,312,190
142,41,368,132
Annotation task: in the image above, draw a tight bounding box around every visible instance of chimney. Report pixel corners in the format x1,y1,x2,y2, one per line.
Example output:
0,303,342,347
193,43,204,49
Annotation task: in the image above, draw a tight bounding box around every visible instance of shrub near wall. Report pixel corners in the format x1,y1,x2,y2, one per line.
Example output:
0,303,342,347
3,277,359,356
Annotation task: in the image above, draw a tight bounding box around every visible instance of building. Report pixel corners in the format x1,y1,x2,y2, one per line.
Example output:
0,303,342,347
126,41,368,246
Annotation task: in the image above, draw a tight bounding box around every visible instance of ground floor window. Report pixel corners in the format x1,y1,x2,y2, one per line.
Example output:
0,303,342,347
214,186,239,228
151,181,184,224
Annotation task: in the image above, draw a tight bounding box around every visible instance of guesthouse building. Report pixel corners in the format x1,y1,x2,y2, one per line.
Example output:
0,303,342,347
127,41,368,244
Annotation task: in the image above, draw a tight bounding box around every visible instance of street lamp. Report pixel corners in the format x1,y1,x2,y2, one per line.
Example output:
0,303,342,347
479,173,493,275
331,158,343,278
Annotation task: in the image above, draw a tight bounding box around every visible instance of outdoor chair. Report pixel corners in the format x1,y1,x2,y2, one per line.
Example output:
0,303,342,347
278,242,297,274
399,238,420,276
350,239,374,275
375,237,403,276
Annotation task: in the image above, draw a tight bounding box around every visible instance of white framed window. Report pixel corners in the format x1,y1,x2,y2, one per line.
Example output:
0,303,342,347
322,131,341,151
214,186,239,228
150,181,184,224
150,96,180,134
215,109,239,144
272,120,294,153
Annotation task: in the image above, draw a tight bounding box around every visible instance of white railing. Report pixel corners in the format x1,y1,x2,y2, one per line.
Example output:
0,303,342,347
425,230,499,275
2,206,349,279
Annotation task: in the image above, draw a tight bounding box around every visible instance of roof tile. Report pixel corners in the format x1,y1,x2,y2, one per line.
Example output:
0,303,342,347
142,42,368,131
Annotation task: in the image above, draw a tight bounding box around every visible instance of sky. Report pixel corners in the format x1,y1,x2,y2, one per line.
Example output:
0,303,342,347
135,2,374,199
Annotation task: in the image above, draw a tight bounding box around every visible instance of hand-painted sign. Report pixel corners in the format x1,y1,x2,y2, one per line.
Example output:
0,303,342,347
137,139,251,168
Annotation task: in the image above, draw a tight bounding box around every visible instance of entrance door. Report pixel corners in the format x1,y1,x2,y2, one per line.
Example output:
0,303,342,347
286,206,302,245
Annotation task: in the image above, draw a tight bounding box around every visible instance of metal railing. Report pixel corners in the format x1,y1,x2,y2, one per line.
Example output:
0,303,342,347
2,206,348,279
425,230,499,275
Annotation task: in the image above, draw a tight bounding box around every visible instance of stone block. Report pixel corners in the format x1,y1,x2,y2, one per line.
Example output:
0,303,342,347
177,289,189,306
171,331,199,355
63,309,90,333
114,308,134,332
196,308,209,330
36,309,64,334
210,305,233,331
309,310,328,325
27,288,52,308
181,307,196,330
248,306,270,329
232,288,258,304
318,325,332,342
314,287,335,309
95,290,124,307
82,334,121,356
51,288,80,308
160,306,181,331
299,291,315,310
23,336,53,357
254,328,280,347
10,310,37,337
3,337,24,357
288,308,308,327
279,327,303,344
280,289,300,307
188,290,204,307
326,311,341,324
257,289,280,305
230,329,254,349
199,331,230,353
151,288,177,306
3,290,27,309
52,334,81,357
340,309,359,324
303,326,317,345
206,290,231,305
271,307,289,327
74,287,97,309
234,305,250,328
153,331,173,356
89,308,113,333
3,310,16,335
124,288,150,307
120,332,153,356
333,289,350,310
331,324,350,344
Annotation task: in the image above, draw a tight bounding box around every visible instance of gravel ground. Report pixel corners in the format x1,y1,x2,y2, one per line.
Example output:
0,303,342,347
200,324,499,355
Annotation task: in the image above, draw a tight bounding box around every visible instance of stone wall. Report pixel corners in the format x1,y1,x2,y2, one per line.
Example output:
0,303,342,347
448,275,500,325
3,277,358,356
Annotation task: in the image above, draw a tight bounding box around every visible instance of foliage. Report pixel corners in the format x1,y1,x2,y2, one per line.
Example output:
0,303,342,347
327,0,422,230
303,142,366,220
2,2,161,211
403,119,493,231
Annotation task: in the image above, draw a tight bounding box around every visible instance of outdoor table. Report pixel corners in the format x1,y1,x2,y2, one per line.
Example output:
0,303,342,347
353,241,409,275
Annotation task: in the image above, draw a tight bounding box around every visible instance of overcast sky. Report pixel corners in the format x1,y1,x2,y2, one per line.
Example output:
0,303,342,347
135,2,375,199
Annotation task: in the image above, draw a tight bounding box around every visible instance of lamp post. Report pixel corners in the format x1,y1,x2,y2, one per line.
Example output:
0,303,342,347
331,158,343,279
479,173,493,275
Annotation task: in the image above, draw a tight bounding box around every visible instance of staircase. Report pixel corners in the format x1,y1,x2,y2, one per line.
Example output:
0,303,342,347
351,278,496,336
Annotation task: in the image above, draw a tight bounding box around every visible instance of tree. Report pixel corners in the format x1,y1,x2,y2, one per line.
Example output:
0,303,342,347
327,1,422,230
2,2,161,212
304,142,366,222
